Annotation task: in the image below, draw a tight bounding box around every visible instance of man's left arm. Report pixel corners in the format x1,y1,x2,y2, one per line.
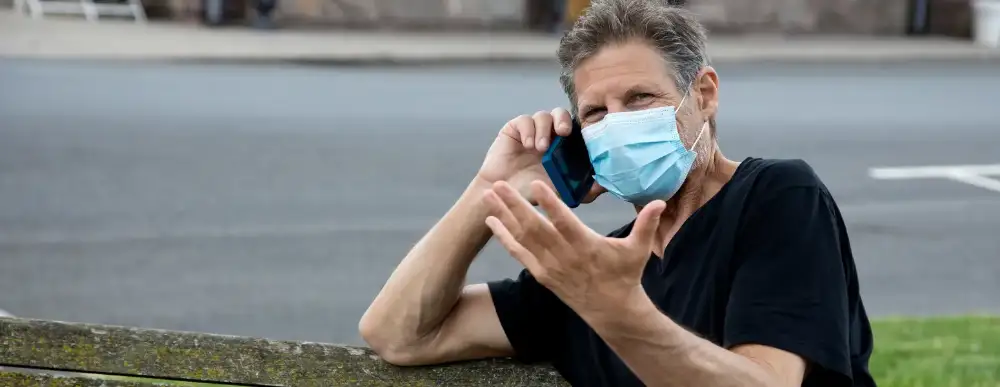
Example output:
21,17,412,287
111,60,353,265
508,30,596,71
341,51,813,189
482,181,853,387
581,185,853,387
582,287,807,387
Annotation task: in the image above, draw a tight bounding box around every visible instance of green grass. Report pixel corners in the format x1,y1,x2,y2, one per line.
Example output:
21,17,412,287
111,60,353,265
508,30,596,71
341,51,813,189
872,315,1000,387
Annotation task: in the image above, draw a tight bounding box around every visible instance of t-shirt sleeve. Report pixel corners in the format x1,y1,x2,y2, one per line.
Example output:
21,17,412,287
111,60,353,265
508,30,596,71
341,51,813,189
488,269,569,363
724,186,854,384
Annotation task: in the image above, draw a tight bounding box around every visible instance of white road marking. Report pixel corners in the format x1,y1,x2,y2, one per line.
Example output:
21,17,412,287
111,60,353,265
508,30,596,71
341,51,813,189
869,164,1000,178
947,171,1000,193
869,163,1000,193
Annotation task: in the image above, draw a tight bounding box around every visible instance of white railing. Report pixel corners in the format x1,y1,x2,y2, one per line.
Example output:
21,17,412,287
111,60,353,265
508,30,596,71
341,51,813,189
14,0,147,23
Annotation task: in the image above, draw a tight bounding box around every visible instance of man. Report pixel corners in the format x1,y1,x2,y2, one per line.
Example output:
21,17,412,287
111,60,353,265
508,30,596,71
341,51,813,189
359,1,875,386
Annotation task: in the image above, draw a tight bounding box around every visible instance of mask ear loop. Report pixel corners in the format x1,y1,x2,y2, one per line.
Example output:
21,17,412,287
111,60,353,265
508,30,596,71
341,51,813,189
690,121,708,151
676,90,707,151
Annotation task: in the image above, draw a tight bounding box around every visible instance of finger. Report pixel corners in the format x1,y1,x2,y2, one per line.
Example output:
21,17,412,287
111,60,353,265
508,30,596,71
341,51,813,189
494,181,542,222
486,216,544,274
627,199,666,253
482,189,522,238
531,111,554,152
503,115,534,148
551,107,573,137
518,114,537,151
493,181,559,242
581,182,607,204
532,180,594,243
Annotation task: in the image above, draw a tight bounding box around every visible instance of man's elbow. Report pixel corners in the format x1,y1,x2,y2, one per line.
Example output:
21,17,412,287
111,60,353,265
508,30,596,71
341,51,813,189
358,316,427,366
358,314,401,362
362,338,427,366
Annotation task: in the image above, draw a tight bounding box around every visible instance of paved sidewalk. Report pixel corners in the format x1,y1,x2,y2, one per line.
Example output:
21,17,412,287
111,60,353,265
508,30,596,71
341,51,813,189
2,10,999,64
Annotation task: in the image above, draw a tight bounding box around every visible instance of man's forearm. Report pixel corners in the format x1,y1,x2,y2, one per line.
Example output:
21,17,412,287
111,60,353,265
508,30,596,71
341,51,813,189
583,289,777,387
360,179,494,345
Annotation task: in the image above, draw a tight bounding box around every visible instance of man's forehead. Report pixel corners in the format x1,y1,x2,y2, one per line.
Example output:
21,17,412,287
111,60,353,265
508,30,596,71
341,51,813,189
573,42,681,101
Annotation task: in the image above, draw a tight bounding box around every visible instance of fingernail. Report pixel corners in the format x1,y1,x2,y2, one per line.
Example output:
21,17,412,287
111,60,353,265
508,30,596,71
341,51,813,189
537,137,548,150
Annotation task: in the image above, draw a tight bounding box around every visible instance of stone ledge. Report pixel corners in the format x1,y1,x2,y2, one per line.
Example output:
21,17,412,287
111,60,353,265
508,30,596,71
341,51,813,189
0,317,567,386
1,370,169,387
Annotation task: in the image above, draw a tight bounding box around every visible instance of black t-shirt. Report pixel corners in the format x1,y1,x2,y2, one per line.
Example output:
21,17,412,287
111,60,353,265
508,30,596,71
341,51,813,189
488,157,875,387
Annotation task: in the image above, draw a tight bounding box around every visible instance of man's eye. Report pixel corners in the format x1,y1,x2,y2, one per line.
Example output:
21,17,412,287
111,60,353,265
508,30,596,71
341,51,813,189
581,108,607,124
634,93,654,101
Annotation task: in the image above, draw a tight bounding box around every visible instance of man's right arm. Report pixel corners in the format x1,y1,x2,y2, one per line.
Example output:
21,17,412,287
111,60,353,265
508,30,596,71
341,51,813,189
360,109,577,366
359,178,513,366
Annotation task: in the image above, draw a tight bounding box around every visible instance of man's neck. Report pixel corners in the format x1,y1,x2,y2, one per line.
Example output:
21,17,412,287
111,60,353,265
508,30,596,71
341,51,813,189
643,147,740,255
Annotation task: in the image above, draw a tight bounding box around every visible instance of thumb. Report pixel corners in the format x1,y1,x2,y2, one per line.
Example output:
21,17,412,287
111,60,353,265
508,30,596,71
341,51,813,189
629,200,666,251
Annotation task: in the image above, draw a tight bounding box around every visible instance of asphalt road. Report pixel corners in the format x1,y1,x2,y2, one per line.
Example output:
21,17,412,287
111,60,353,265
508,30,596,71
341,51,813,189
1,59,998,346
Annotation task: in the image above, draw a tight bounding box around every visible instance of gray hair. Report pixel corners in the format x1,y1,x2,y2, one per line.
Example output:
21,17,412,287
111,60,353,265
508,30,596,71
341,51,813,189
557,0,711,118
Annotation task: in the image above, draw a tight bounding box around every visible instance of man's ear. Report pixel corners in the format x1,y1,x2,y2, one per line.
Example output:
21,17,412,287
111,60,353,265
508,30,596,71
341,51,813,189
695,67,719,121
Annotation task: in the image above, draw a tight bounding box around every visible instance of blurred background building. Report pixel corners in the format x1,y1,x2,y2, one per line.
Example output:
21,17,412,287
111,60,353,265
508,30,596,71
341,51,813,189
112,0,977,38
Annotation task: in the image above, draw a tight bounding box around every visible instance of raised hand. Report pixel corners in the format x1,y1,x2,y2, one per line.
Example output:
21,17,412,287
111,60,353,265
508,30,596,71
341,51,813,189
482,180,666,314
476,109,604,205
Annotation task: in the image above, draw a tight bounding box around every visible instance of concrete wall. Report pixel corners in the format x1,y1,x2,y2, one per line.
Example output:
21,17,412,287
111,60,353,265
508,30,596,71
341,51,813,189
122,0,949,36
289,0,910,34
687,0,911,35
274,0,527,29
145,0,526,29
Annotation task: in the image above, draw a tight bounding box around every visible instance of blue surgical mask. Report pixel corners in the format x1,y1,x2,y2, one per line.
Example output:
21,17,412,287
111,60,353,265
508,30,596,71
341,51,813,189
581,96,707,205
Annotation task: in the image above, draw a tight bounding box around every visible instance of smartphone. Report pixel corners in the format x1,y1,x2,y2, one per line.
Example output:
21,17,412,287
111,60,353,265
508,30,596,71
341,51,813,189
541,119,595,208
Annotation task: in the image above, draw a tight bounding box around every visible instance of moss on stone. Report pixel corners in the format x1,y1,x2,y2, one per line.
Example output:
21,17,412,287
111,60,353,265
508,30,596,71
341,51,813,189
0,317,568,386
0,370,231,387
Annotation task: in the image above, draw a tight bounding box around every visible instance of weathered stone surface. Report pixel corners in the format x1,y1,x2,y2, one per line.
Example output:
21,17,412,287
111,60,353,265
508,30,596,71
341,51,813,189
1,366,230,386
0,317,567,386
0,370,163,387
687,0,910,35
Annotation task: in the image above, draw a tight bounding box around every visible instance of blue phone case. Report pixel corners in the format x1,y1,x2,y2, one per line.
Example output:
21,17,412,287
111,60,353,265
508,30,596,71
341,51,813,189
542,135,587,209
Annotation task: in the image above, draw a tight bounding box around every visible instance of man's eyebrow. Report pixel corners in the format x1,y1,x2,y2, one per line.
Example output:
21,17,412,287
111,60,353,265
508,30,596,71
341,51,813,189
624,84,663,96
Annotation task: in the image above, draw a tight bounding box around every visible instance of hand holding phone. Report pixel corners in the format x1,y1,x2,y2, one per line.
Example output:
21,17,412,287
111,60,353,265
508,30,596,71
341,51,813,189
541,118,596,208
